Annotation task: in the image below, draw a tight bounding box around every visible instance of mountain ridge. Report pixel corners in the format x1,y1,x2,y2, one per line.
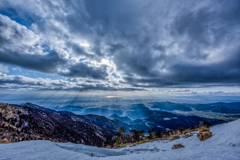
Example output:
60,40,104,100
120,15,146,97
0,102,114,147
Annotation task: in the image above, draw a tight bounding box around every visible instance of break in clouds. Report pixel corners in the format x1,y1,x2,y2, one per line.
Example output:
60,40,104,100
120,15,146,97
0,0,240,92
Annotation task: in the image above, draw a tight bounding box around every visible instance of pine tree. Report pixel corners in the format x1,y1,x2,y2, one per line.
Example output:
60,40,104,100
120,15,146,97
156,129,162,138
130,129,145,141
114,126,126,139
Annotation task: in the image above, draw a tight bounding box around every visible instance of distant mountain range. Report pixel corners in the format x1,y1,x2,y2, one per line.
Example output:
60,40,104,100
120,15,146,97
188,102,240,113
109,114,132,123
23,102,238,133
1,101,238,146
148,101,240,114
74,102,229,132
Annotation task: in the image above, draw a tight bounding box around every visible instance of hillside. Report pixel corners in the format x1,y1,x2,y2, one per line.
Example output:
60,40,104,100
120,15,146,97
0,118,239,159
0,102,114,147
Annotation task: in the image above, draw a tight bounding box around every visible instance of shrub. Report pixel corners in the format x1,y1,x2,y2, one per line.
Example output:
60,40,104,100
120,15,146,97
172,143,185,149
197,131,212,141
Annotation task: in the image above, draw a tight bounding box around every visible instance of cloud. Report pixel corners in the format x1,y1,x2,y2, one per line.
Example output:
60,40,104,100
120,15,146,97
0,72,142,91
0,64,8,73
0,0,240,92
0,14,109,80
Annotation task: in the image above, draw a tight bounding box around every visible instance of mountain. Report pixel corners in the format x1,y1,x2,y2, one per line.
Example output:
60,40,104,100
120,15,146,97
145,116,216,130
0,101,226,145
79,110,221,133
53,110,128,131
32,102,228,132
121,106,223,132
0,102,114,147
1,118,239,160
189,102,240,113
79,114,128,131
150,102,192,111
22,103,226,133
109,114,132,123
83,108,123,117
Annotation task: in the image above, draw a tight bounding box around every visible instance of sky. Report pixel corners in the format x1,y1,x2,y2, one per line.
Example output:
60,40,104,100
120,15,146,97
0,0,240,103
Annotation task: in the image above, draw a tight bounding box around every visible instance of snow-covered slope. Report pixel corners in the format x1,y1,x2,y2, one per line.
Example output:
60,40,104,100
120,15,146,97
1,119,240,160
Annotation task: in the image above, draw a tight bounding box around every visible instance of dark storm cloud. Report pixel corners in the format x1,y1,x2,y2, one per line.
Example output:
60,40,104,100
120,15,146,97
39,86,144,92
0,14,108,80
113,0,240,87
0,49,107,79
60,63,108,79
171,1,240,59
0,73,142,91
0,0,240,91
0,49,64,74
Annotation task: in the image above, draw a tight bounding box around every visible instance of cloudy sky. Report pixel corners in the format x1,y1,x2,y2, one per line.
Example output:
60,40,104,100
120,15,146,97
0,0,240,102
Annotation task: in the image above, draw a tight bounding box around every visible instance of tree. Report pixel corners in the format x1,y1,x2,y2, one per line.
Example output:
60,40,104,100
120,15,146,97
130,129,145,141
120,126,126,133
114,126,126,138
156,129,162,138
148,128,156,139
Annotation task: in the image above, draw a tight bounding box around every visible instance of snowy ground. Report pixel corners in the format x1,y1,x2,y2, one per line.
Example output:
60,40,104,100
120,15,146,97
1,119,240,160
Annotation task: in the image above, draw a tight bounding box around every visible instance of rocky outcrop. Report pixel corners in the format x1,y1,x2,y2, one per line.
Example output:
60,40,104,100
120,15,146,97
0,102,114,147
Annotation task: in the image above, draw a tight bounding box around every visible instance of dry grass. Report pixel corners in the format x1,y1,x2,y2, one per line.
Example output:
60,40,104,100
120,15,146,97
183,133,193,138
197,131,212,141
113,143,127,149
183,128,197,134
172,143,185,149
196,127,212,141
198,127,210,132
112,138,166,149
105,145,112,148
170,134,180,141
129,143,137,147
1,138,10,144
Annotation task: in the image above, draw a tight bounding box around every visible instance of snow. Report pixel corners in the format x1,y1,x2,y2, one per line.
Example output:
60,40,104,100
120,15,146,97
1,119,240,160
163,118,171,120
